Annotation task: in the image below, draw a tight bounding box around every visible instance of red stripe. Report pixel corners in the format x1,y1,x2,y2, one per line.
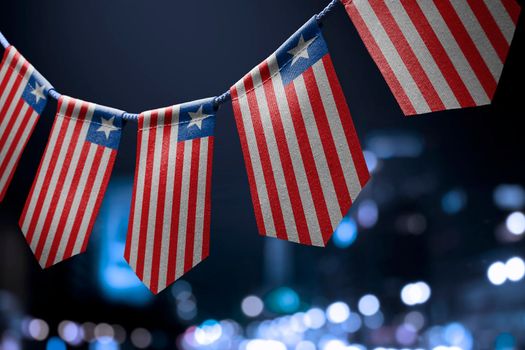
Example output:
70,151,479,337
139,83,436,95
244,73,287,240
124,116,144,262
501,0,521,25
201,137,213,260
467,0,509,62
20,97,65,227
434,0,497,99
149,110,173,294
322,56,370,189
80,150,116,253
369,0,445,112
260,62,311,245
0,98,25,155
344,3,417,115
63,146,105,259
34,103,88,261
184,138,201,273
401,0,476,108
44,142,91,266
136,112,158,280
303,67,351,222
0,107,37,201
167,137,185,283
23,100,75,245
283,81,333,243
230,86,266,236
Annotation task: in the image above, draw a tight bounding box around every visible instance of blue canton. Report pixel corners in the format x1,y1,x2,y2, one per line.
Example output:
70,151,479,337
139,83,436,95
21,74,48,115
177,97,216,142
276,16,329,86
86,106,123,150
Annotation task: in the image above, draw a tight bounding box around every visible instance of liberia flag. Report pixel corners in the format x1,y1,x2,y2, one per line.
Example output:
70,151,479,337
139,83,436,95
0,46,50,201
125,98,215,294
231,17,369,247
343,0,521,115
20,96,122,268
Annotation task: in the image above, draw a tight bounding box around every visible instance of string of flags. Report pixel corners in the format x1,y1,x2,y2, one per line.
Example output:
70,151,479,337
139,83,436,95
0,0,521,294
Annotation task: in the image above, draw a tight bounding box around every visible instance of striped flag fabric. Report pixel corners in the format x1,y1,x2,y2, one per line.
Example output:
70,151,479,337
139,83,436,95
20,96,123,268
343,0,521,115
125,98,215,294
230,17,370,247
0,46,51,201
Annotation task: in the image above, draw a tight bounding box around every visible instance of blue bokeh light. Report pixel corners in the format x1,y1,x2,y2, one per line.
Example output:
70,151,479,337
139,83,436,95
46,337,66,350
333,217,358,249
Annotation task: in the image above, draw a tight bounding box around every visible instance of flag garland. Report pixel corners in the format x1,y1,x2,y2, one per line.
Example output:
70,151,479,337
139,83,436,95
342,0,521,115
230,17,369,247
0,46,50,201
125,99,215,294
0,0,520,293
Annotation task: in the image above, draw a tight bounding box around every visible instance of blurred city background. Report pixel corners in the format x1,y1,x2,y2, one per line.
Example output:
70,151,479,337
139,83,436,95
0,1,524,350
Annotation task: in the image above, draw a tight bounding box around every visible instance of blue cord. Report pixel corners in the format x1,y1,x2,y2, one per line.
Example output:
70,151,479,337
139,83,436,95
0,31,9,49
0,0,340,121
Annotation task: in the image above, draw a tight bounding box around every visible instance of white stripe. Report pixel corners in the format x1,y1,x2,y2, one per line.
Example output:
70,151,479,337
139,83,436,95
418,0,490,106
293,75,341,231
252,67,299,243
21,98,70,234
353,0,430,114
38,104,95,266
72,147,113,256
0,109,38,193
268,56,323,246
192,137,208,267
142,111,165,289
53,144,98,264
128,113,151,270
29,100,84,252
0,63,33,141
311,60,363,202
385,0,460,109
483,0,517,44
235,79,277,237
175,140,192,279
157,107,180,292
450,0,503,81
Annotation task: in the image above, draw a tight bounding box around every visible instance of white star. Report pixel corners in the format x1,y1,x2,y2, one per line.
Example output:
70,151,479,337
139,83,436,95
96,117,119,139
287,35,316,65
188,106,212,130
30,82,46,104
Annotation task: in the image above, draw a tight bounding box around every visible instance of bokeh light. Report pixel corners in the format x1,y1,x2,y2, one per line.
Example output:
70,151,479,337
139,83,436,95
506,212,525,235
242,295,264,318
333,217,358,249
401,282,431,305
357,294,380,316
326,302,350,324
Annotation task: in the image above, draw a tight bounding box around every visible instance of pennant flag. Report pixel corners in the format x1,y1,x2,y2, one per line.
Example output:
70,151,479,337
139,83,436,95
20,96,122,268
0,46,51,201
230,17,370,247
125,98,215,294
343,0,521,115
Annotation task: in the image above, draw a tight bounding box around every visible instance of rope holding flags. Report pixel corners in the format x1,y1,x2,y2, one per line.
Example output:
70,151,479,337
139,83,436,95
0,0,521,293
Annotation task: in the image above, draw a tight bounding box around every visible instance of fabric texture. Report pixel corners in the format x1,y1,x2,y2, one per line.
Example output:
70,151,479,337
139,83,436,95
125,98,215,294
19,96,122,268
343,0,521,115
230,17,370,247
0,46,50,201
